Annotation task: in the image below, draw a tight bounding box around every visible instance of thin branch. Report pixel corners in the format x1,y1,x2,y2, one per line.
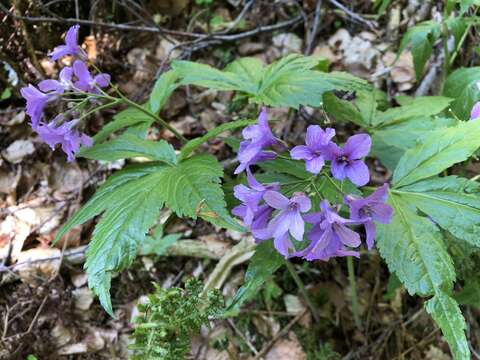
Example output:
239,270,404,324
327,0,376,30
305,0,323,55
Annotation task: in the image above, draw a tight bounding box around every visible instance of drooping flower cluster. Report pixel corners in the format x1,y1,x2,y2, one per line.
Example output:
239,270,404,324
20,25,110,161
233,108,393,260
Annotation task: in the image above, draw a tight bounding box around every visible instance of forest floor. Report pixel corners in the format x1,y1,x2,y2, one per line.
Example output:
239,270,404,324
1,1,479,359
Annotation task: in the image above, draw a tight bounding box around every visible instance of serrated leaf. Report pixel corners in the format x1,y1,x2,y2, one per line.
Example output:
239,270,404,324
158,154,243,231
79,133,177,163
396,176,480,247
55,163,164,243
398,20,441,81
149,70,179,113
179,119,255,160
223,57,264,89
323,90,379,127
443,67,480,120
93,105,154,143
226,240,283,314
377,194,455,296
392,120,480,188
371,116,457,170
258,157,311,179
86,172,165,316
373,96,452,127
171,60,256,93
425,290,470,360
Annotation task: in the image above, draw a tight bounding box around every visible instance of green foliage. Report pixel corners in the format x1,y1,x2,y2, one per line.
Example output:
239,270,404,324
56,153,239,315
139,225,182,256
371,116,456,170
130,278,224,360
179,118,255,160
443,67,480,119
79,134,177,163
392,120,480,187
455,277,480,307
226,241,284,314
398,20,441,81
172,54,369,109
377,194,455,296
149,70,179,113
398,176,480,247
425,290,470,360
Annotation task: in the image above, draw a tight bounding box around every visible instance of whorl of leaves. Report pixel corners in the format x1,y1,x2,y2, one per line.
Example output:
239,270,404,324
130,278,224,360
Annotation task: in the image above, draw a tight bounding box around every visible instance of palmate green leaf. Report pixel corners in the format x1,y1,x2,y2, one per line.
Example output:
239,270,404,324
376,194,455,295
398,20,441,81
86,173,165,316
223,57,264,89
171,60,257,93
443,67,480,120
371,116,456,170
79,133,177,164
149,70,179,113
425,290,470,360
392,120,480,188
258,157,311,179
373,96,452,127
226,240,283,314
398,176,480,247
455,277,480,307
157,154,243,231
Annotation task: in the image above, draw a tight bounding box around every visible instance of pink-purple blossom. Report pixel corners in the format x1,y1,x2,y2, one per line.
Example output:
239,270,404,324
49,25,86,60
344,184,393,250
20,84,55,127
235,108,283,174
294,200,362,261
73,60,111,94
290,125,335,174
261,191,311,256
35,116,92,162
471,102,480,120
232,170,279,227
324,134,371,186
38,67,73,94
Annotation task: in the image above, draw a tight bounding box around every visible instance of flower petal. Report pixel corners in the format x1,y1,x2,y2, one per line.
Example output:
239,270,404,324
290,145,313,160
94,73,111,88
305,156,324,174
331,160,347,181
289,211,305,241
334,224,361,247
364,221,376,250
292,193,311,213
471,102,480,120
345,160,370,186
65,25,80,48
344,134,371,159
263,190,289,210
274,233,293,257
371,203,393,224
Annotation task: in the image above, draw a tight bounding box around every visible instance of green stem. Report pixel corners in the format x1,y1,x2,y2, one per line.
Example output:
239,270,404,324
324,173,346,195
284,260,320,322
347,256,362,330
98,87,188,144
77,100,121,121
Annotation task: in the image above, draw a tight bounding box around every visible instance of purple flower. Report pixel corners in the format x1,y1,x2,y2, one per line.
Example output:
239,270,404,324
471,102,480,120
35,116,92,161
20,84,55,127
232,170,279,227
38,67,73,94
294,200,362,261
235,107,282,174
344,184,393,250
324,134,371,186
49,25,86,60
290,125,335,174
73,60,111,93
262,191,311,256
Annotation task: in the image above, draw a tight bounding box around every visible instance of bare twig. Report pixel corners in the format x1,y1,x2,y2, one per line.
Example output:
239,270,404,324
226,318,259,355
305,0,323,55
253,309,308,360
327,0,376,30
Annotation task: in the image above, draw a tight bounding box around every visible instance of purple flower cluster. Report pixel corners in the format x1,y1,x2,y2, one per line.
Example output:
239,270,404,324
233,108,393,260
20,25,110,161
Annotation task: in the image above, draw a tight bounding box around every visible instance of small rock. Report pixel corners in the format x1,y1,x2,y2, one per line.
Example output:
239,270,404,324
71,272,88,288
73,287,94,311
16,247,61,283
273,33,303,55
328,29,352,52
2,140,35,164
238,42,265,55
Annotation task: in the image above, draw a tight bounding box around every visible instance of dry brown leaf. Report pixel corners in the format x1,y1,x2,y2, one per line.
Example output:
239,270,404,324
15,247,61,283
265,333,306,360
